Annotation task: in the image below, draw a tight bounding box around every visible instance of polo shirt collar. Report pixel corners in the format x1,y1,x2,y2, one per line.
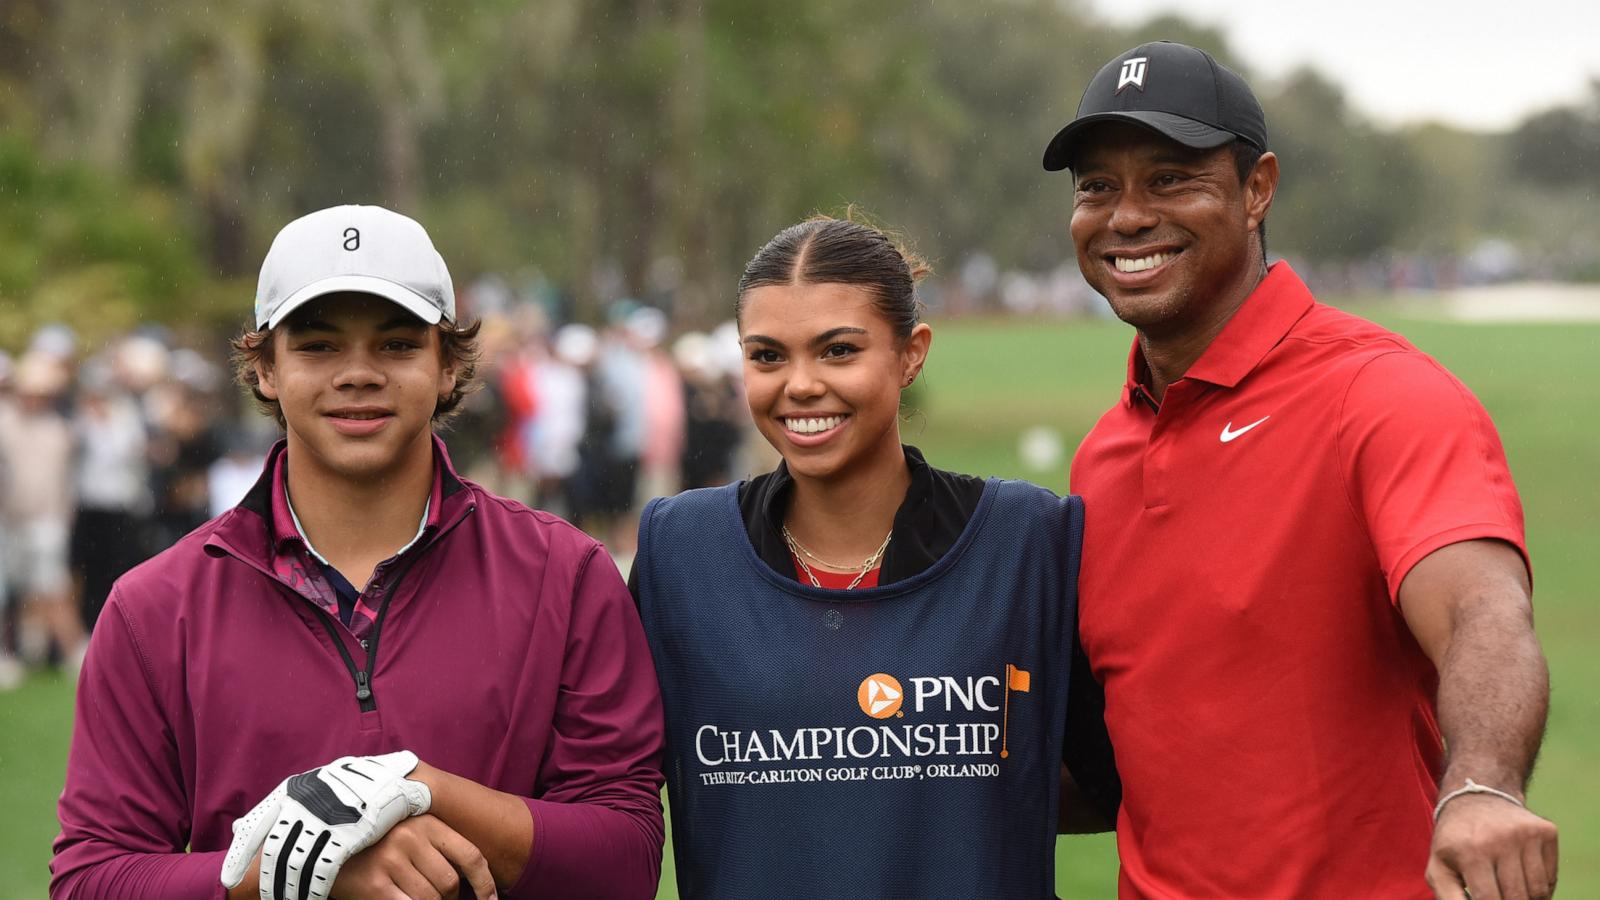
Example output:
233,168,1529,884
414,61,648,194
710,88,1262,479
1120,343,1154,409
1186,261,1314,387
1122,261,1314,404
285,485,430,565
268,440,446,554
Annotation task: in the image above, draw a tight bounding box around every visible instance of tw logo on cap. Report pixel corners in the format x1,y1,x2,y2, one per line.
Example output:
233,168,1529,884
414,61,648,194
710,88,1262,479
1116,56,1148,93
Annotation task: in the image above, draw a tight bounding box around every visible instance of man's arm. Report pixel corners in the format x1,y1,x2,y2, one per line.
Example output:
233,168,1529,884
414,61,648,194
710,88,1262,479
220,752,497,900
224,815,495,900
1335,350,1554,898
408,762,533,885
50,592,227,900
225,714,652,900
1399,539,1558,900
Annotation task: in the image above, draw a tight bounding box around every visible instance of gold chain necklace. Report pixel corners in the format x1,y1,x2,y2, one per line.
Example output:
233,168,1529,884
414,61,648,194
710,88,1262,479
781,524,892,591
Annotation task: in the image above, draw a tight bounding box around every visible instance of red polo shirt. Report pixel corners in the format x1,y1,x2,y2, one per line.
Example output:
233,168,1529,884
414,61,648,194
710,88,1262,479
1070,262,1527,899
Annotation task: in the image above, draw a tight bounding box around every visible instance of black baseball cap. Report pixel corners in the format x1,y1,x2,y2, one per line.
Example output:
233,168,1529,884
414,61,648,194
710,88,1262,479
1043,41,1268,172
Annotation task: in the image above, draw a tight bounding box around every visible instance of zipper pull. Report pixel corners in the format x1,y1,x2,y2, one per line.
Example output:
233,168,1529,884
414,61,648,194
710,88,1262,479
354,670,372,702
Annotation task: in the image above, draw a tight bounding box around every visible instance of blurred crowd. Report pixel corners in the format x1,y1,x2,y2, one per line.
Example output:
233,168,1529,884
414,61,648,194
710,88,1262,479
0,294,761,692
2,247,1547,692
0,326,252,690
447,289,761,553
4,241,1546,692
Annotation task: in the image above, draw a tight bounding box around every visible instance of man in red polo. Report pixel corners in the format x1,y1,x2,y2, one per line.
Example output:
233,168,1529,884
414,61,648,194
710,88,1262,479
1045,42,1558,899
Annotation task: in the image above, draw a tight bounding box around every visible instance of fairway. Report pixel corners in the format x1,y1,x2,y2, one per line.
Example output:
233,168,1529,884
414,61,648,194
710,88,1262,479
2,310,1594,898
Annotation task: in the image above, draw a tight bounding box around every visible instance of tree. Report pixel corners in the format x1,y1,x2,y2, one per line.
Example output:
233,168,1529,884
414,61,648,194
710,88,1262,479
1262,68,1423,261
0,140,201,349
1507,80,1600,189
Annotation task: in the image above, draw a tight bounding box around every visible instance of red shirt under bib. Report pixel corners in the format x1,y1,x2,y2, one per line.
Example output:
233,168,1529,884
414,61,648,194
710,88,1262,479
791,555,882,590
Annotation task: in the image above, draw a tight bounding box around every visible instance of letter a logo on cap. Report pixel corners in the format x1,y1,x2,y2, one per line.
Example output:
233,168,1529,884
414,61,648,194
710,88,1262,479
1117,56,1148,93
857,674,904,719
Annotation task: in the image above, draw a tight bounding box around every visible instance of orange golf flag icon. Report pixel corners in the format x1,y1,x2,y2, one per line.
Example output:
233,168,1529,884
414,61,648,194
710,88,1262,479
1001,664,1030,759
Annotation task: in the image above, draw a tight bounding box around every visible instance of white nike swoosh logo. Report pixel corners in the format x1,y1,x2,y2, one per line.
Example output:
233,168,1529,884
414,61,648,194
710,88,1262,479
1220,416,1271,443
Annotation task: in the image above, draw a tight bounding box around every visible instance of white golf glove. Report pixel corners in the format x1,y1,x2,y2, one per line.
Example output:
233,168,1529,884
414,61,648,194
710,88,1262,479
220,750,432,900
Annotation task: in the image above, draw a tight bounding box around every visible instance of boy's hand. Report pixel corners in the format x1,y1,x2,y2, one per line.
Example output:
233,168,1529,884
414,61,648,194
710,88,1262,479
333,814,497,900
220,751,432,899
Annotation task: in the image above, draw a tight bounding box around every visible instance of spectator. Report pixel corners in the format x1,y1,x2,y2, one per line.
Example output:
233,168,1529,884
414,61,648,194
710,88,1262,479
673,332,744,489
634,307,686,513
0,354,87,673
146,380,224,548
589,306,649,549
0,350,21,690
534,324,593,517
69,362,153,631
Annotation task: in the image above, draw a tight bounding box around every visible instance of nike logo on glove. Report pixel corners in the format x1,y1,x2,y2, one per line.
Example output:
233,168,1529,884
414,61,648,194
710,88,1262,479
1220,416,1270,443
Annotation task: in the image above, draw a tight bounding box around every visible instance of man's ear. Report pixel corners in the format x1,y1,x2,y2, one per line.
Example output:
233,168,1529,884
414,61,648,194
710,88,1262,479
437,361,457,405
1245,151,1279,234
436,328,458,404
254,356,279,400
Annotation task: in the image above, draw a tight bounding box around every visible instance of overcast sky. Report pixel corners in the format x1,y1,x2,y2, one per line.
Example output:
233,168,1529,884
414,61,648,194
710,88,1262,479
1087,0,1600,130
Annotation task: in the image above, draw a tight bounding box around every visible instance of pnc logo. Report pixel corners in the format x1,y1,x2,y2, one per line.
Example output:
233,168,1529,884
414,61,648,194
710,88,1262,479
857,674,904,719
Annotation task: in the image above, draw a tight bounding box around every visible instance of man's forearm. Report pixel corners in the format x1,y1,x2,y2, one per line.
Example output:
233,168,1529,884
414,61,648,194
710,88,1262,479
1401,540,1559,899
412,762,663,898
52,850,229,900
1434,595,1549,795
411,762,534,887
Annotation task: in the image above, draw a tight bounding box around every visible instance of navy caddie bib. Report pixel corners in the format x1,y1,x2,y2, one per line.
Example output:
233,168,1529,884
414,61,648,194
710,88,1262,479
635,479,1083,900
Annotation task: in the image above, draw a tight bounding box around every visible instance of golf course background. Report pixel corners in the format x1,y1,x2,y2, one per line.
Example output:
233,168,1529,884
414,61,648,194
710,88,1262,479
1,308,1593,897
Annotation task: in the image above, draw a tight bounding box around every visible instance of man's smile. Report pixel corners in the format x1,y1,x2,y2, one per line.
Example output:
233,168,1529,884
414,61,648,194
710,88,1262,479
1101,245,1184,286
1112,250,1181,273
325,405,395,436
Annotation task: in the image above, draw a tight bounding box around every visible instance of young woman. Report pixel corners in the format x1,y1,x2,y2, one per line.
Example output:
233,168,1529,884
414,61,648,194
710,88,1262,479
633,216,1117,899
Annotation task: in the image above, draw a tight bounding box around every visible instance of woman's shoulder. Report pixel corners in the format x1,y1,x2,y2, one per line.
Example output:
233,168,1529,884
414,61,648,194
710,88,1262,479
957,472,1079,522
986,481,1083,546
635,482,755,601
645,482,741,523
638,482,753,563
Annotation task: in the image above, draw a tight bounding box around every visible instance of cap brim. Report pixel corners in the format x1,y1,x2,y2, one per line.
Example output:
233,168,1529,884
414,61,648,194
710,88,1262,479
1042,111,1237,172
263,275,446,329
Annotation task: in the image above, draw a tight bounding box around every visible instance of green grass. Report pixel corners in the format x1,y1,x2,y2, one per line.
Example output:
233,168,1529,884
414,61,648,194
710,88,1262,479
0,672,75,897
2,310,1594,898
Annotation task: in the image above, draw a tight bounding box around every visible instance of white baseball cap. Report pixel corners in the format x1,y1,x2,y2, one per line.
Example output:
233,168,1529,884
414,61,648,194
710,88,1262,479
255,205,454,329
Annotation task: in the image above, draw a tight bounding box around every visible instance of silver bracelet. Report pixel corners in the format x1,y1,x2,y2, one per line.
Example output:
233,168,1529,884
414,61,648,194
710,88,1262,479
1433,778,1526,822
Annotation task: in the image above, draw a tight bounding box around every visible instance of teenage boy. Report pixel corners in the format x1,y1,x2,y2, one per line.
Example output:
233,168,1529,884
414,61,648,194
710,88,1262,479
51,205,666,900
